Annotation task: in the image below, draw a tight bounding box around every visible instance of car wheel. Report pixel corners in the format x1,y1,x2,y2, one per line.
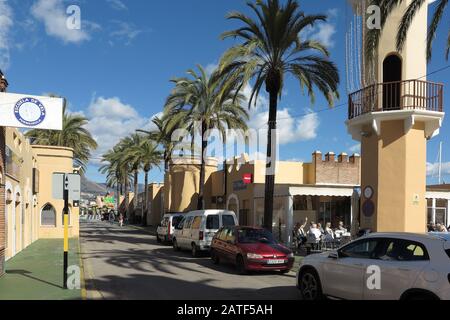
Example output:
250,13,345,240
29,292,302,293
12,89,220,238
156,235,162,243
236,255,247,275
299,269,323,300
191,243,199,257
173,239,180,251
211,249,220,265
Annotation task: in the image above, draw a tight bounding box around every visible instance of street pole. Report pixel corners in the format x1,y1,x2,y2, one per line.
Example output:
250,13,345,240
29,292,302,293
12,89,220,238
63,176,69,289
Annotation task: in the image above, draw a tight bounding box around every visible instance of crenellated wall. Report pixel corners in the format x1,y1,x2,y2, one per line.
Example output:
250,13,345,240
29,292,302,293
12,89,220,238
312,151,361,185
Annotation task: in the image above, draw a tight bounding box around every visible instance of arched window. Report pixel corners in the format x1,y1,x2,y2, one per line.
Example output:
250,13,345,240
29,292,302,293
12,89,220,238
41,203,56,227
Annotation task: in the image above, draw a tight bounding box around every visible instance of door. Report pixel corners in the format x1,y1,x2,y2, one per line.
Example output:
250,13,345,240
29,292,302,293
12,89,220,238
11,205,16,256
213,228,228,261
221,227,237,262
364,238,430,300
383,54,402,110
21,204,25,249
180,216,193,248
323,238,380,299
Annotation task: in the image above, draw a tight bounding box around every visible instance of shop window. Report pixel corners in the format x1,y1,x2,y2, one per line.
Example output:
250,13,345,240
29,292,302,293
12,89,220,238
41,203,56,227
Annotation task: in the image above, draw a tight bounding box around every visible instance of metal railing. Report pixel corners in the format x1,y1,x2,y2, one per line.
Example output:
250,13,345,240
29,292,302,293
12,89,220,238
348,79,444,119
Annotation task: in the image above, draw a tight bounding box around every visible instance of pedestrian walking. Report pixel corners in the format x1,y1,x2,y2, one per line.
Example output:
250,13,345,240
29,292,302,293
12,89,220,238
119,213,124,227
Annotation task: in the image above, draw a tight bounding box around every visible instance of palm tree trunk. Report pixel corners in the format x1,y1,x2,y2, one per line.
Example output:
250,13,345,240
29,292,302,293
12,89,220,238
197,121,207,210
116,184,120,212
124,178,129,219
223,139,227,210
133,169,138,223
263,90,278,232
143,170,149,226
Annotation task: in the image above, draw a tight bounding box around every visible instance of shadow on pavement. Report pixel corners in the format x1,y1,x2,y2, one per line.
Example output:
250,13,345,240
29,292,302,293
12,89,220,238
87,273,299,300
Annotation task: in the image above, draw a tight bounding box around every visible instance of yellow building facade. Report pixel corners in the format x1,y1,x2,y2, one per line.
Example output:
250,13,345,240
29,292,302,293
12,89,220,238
3,128,79,261
347,0,445,232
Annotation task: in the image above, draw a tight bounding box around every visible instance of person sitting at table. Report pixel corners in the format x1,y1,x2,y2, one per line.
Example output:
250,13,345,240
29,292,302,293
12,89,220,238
317,222,325,235
307,223,322,251
324,222,334,241
334,221,347,238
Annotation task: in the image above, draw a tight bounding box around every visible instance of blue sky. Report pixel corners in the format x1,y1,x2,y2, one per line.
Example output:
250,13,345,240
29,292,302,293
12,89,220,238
0,0,448,184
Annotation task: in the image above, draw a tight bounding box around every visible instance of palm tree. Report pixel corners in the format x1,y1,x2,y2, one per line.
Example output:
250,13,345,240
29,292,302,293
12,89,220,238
26,103,98,173
131,139,162,226
219,0,339,231
121,133,145,221
365,0,449,63
165,65,249,210
138,114,185,173
99,142,132,216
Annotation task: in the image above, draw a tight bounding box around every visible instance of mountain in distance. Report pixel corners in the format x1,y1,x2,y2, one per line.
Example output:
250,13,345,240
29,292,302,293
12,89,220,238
81,175,146,197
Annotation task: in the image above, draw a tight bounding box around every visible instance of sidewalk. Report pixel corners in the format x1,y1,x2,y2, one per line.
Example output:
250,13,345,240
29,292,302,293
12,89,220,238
0,238,82,300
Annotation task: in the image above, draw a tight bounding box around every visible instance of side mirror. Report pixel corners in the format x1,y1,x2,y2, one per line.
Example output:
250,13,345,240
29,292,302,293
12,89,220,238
328,251,339,259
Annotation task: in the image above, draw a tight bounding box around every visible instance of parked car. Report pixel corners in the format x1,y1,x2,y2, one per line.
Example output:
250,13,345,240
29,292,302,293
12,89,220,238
211,226,294,274
156,213,184,243
172,210,238,257
296,232,450,300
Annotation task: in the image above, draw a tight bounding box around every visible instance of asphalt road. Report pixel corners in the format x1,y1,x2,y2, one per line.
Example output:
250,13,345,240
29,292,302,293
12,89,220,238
80,220,301,300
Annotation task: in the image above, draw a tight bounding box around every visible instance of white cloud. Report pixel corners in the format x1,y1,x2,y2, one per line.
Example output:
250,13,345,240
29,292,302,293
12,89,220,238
248,107,320,145
349,143,361,154
427,162,450,177
300,8,337,48
31,0,100,44
0,0,13,69
110,21,146,45
106,0,127,11
86,97,159,165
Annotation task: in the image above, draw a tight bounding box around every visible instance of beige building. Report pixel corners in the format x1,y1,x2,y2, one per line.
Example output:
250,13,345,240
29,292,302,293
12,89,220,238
134,152,361,244
32,145,79,239
3,128,79,261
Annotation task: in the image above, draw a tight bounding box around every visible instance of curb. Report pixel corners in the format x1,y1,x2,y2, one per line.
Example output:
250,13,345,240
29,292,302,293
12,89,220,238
77,237,87,300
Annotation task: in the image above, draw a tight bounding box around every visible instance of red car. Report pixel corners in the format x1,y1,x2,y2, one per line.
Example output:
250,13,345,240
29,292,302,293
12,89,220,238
210,226,295,274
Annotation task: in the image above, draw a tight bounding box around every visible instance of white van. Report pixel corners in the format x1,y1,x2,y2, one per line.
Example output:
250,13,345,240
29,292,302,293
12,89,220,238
172,210,238,257
156,213,184,243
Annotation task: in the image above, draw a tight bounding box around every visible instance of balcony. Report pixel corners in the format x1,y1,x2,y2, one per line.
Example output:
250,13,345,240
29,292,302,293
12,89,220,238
348,79,444,120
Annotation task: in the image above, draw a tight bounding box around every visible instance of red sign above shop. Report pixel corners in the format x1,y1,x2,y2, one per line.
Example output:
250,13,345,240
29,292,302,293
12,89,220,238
243,173,253,184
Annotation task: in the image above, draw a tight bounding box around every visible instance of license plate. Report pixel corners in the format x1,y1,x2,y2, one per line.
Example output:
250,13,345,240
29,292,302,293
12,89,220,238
267,259,286,265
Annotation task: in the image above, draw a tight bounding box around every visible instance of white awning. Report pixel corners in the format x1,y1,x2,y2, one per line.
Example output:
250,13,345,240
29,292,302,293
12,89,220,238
289,186,355,197
426,191,450,200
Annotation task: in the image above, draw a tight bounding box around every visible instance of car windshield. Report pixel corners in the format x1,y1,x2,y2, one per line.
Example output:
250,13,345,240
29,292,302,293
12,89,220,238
237,229,275,244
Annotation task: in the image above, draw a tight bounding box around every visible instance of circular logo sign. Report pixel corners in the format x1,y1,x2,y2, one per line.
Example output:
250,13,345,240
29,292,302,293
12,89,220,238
362,200,375,218
14,97,46,127
363,186,374,200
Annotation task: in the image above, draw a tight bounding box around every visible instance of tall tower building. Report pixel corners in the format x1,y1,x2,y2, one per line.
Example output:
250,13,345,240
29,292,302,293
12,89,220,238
346,1,445,232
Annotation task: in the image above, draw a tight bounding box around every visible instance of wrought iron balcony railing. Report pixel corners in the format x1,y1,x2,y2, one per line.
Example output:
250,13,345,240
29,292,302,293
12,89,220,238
348,79,444,120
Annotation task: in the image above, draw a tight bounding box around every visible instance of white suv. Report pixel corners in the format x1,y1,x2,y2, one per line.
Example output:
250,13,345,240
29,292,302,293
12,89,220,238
296,233,450,300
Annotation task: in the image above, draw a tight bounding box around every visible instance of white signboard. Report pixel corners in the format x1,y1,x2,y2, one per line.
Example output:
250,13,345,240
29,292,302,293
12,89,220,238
0,92,63,130
52,173,81,201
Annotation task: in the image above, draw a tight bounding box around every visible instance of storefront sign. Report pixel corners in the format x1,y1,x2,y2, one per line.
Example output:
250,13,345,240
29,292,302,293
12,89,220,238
243,173,253,184
0,92,63,130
